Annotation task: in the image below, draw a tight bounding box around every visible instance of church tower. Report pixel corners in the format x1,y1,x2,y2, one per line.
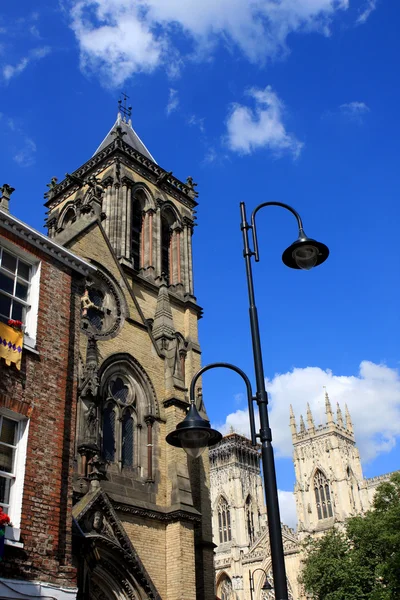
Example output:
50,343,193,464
291,393,370,537
43,102,214,600
210,433,267,597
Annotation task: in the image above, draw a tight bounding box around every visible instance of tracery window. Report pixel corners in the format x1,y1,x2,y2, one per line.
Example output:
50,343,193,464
102,376,136,469
314,469,333,519
218,497,231,543
218,576,234,600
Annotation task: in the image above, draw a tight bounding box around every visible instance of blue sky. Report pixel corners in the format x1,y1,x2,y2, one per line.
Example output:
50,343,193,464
1,0,399,526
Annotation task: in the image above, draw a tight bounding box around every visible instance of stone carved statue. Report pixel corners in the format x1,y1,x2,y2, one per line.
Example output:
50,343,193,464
84,402,98,439
92,510,104,533
186,176,198,189
87,175,104,200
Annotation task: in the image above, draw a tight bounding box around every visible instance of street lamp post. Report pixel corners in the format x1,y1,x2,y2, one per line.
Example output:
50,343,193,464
166,201,329,600
249,568,273,600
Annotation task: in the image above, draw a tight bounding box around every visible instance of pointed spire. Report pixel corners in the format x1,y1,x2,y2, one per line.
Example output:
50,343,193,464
336,402,344,428
290,404,297,437
299,415,306,433
152,274,175,344
307,403,315,431
324,387,334,425
345,404,354,434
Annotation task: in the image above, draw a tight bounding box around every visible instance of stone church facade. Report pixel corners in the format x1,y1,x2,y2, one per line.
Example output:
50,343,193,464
211,392,398,600
0,108,215,600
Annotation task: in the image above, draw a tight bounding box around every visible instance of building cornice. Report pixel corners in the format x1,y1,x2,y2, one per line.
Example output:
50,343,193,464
0,209,96,277
45,141,198,212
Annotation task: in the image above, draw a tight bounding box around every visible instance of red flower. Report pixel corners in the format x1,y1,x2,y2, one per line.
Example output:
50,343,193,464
0,508,10,527
7,319,23,330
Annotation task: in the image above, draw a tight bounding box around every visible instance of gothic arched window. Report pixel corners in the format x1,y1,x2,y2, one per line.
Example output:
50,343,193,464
218,497,231,543
131,199,143,270
218,575,234,600
161,215,171,280
314,469,333,519
62,206,76,229
102,376,135,468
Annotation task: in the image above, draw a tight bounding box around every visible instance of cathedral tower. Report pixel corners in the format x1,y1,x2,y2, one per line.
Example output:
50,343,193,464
291,393,370,537
43,104,213,600
210,433,267,597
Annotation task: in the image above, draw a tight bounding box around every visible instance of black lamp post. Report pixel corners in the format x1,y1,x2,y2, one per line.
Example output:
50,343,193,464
249,568,273,600
166,201,329,600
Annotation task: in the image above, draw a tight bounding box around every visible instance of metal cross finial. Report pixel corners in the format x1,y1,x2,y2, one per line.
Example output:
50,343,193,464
118,92,132,121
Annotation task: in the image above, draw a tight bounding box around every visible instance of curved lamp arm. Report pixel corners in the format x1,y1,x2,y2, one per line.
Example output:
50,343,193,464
189,362,257,445
250,201,304,262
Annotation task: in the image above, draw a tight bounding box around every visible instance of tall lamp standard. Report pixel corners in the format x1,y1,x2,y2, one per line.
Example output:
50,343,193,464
249,568,273,600
166,202,329,600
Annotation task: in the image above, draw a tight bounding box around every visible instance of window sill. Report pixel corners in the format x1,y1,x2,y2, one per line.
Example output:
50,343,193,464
5,539,23,548
23,340,39,356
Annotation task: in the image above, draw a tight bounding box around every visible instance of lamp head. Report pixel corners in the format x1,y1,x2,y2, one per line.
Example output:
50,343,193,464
166,402,222,459
282,229,329,270
261,579,273,591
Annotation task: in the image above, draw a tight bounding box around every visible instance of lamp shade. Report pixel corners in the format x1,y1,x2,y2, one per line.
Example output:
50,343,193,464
282,233,329,270
166,403,222,458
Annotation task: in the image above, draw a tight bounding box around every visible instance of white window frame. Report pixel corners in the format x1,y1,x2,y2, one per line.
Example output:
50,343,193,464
0,240,41,349
0,408,29,530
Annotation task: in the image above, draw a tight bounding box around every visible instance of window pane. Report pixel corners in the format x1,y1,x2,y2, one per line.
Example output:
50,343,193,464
0,272,14,295
111,378,130,404
11,302,24,321
122,411,134,467
0,476,10,505
89,288,104,307
0,418,17,445
15,281,28,301
2,251,17,273
0,293,11,318
17,260,30,281
0,444,14,473
103,405,115,462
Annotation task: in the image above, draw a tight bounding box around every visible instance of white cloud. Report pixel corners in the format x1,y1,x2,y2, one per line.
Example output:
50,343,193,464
166,88,179,115
0,117,37,167
214,361,400,463
2,46,51,82
225,86,303,158
188,114,205,133
13,138,37,167
356,0,377,25
69,0,350,86
278,490,297,529
339,101,370,123
340,101,370,115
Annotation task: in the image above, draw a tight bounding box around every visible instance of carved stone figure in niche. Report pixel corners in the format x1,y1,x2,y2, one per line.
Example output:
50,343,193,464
92,511,104,533
84,402,98,440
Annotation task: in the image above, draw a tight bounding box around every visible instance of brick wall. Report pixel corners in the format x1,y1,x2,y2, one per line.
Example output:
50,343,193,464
0,227,83,588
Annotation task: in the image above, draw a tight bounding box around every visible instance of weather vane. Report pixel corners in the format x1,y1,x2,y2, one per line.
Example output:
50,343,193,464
118,92,132,121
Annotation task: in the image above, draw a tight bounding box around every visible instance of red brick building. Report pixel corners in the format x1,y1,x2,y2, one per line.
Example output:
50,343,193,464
0,188,95,599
